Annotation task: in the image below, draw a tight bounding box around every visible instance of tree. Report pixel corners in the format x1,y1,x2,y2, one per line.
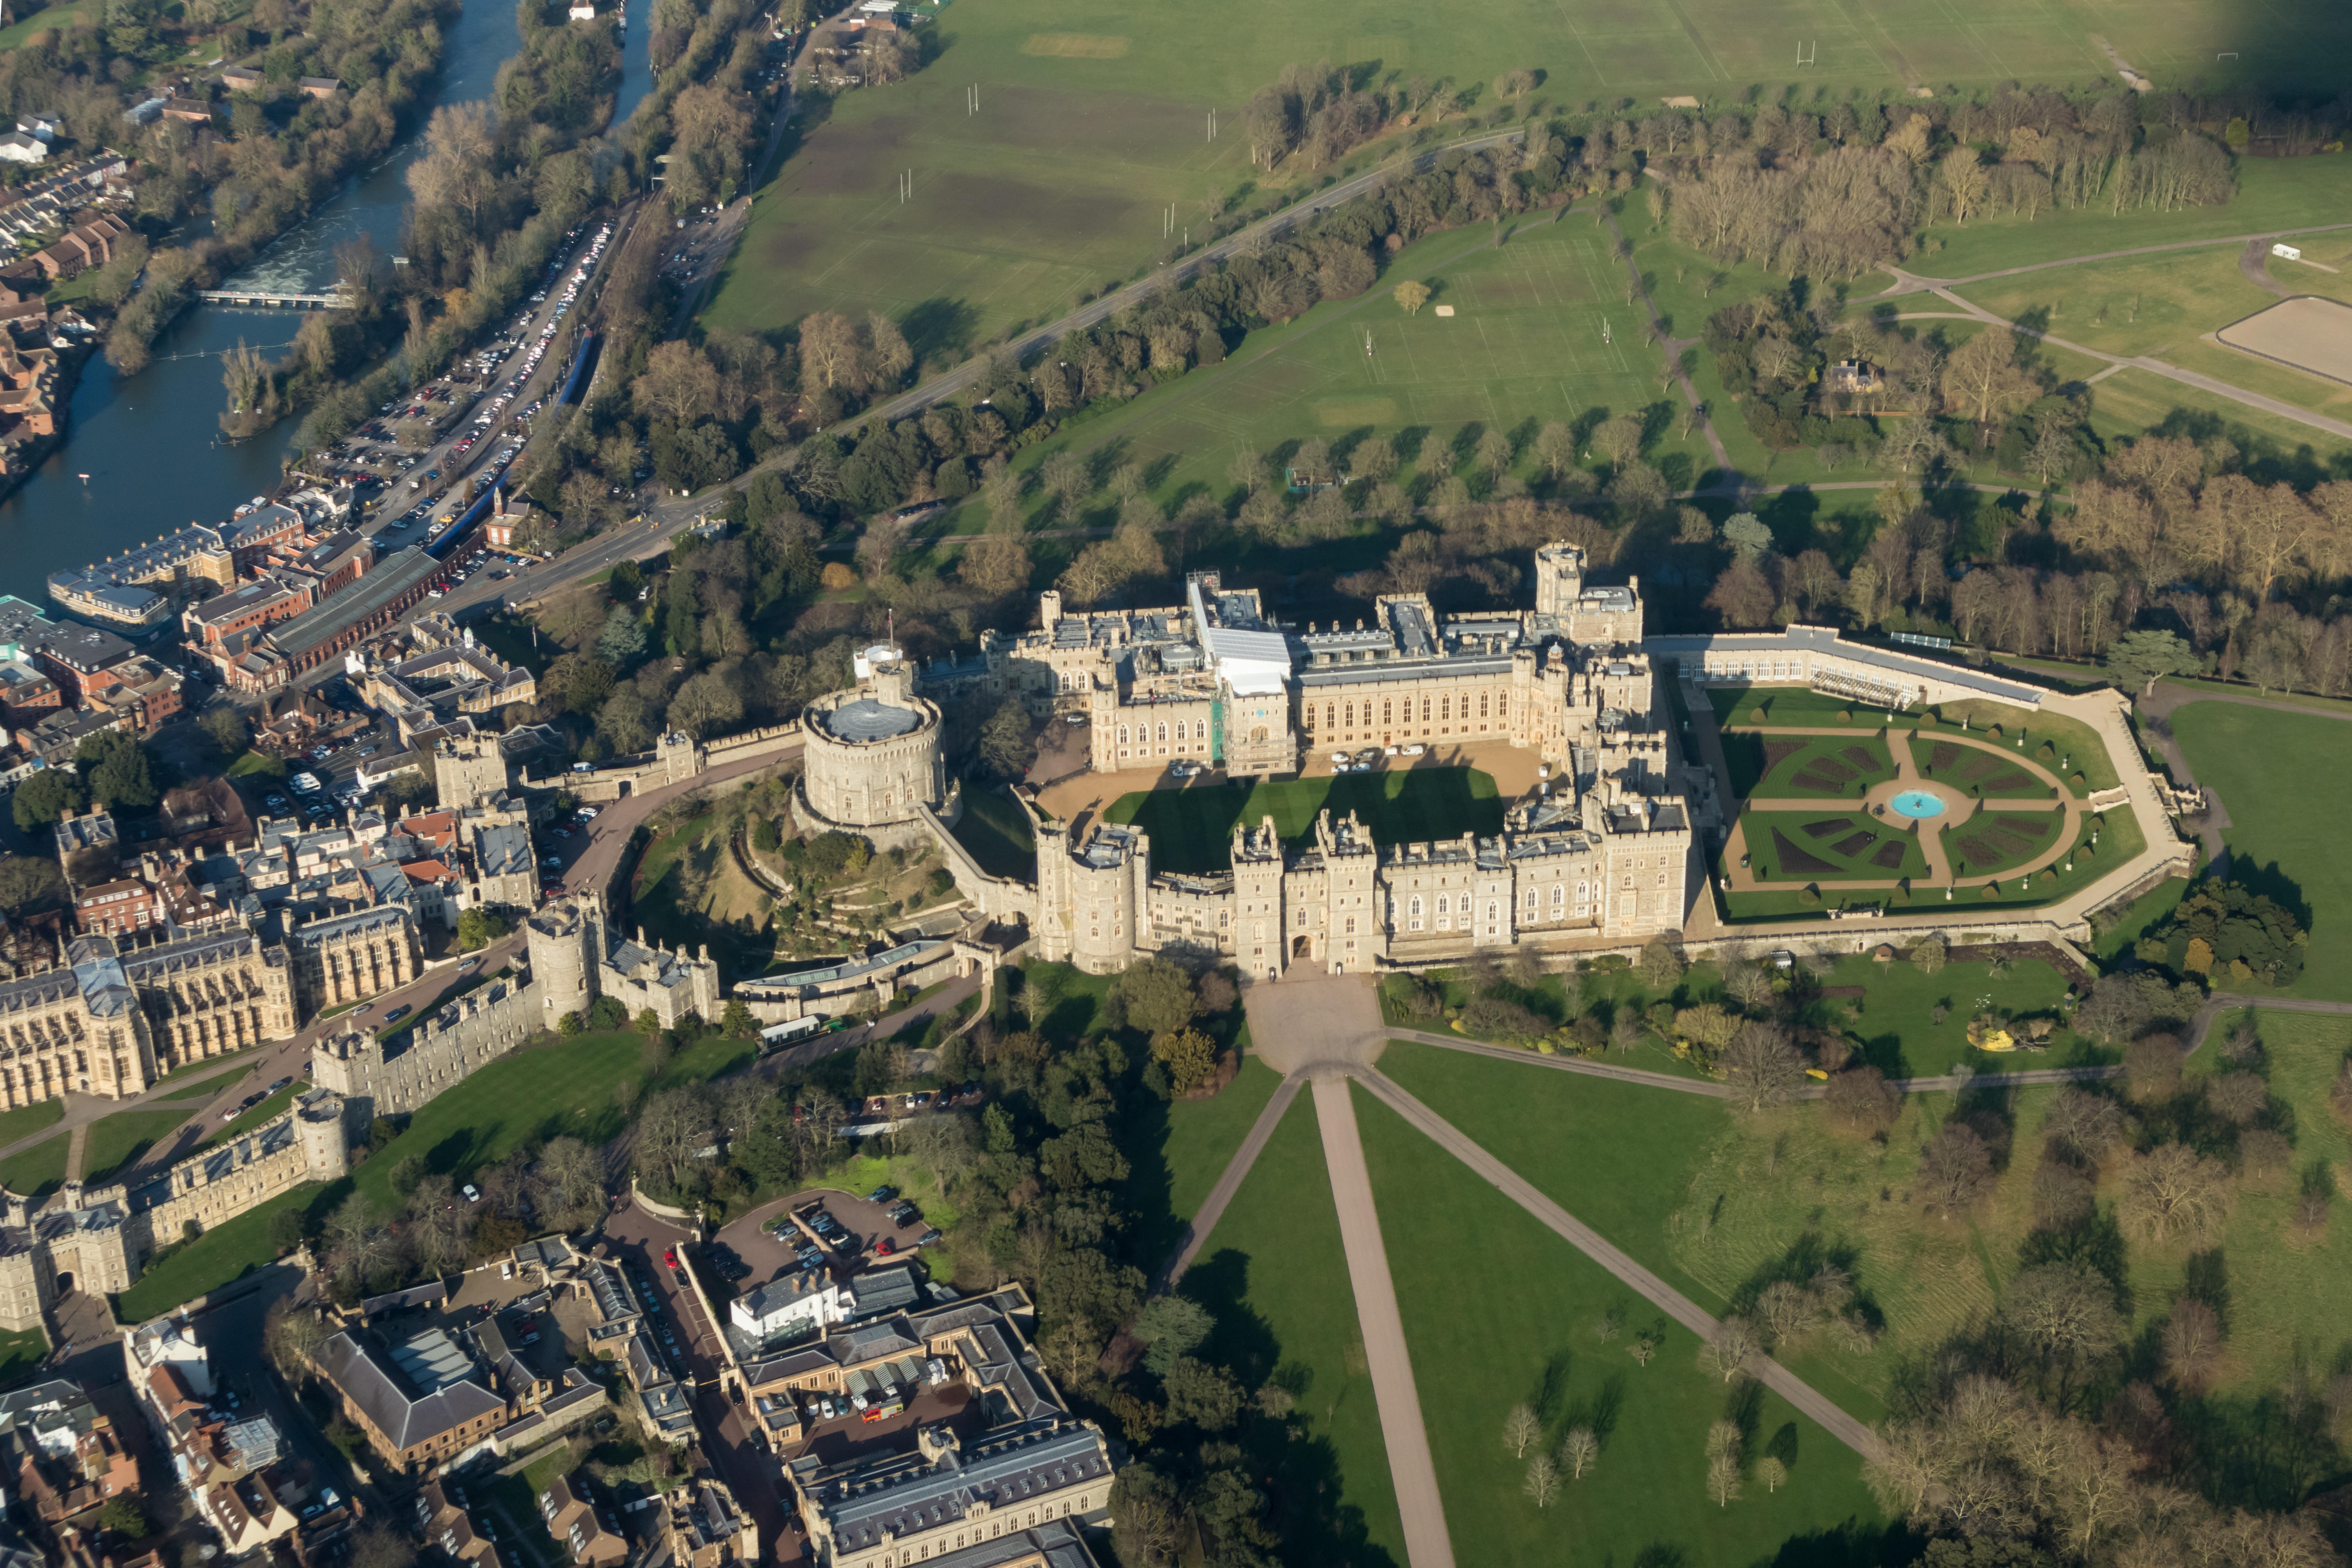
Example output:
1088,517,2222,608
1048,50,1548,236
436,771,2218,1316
2118,1143,2231,1243
11,767,83,832
1503,1402,1541,1458
1592,416,1644,474
2123,1035,2182,1101
97,1495,149,1539
669,671,744,739
0,854,63,917
1150,1028,1218,1096
1700,1316,1759,1382
1110,1466,1185,1568
1917,1123,1996,1215
1756,1455,1787,1493
1134,1296,1214,1376
1723,1021,1805,1112
198,705,250,761
1161,1356,1243,1431
1524,1453,1561,1508
1392,280,1431,315
267,1207,307,1256
1721,512,1774,562
1561,1426,1599,1480
977,697,1038,778
1912,933,1947,975
2043,1089,2128,1163
1638,938,1684,990
637,1086,712,1194
456,908,509,951
1825,1066,1901,1134
2000,1262,2123,1382
1112,957,1197,1035
2104,629,2199,696
2159,1297,2223,1391
1942,329,2037,443
1705,558,1776,628
1707,1450,1743,1507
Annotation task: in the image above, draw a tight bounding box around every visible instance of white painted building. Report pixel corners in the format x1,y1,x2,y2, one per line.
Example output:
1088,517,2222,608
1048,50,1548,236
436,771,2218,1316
728,1270,850,1343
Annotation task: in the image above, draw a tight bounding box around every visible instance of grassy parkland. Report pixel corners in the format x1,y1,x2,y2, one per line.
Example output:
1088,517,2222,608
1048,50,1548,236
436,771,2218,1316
1101,765,1503,874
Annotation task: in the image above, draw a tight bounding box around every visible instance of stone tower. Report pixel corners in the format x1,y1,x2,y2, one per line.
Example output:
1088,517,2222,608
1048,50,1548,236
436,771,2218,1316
1230,814,1288,981
525,896,595,1019
296,1091,352,1182
1533,540,1587,617
433,733,510,810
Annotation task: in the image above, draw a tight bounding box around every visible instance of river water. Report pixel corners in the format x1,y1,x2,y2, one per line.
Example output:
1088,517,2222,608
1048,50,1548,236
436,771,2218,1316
0,0,653,609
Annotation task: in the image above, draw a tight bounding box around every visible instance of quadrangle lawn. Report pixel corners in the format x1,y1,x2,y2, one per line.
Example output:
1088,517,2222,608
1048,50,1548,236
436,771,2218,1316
1103,765,1502,875
1355,1083,1903,1563
1180,1086,1405,1568
2171,700,2352,1000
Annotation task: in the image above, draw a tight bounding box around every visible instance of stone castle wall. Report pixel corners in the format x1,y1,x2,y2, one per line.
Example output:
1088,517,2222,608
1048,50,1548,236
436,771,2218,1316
311,974,547,1119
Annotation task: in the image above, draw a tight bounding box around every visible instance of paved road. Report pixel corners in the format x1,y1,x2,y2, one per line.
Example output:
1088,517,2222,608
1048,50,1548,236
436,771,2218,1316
1152,1075,1303,1291
1350,1066,1884,1462
1311,1073,1458,1568
2185,991,2352,1056
1866,220,2352,296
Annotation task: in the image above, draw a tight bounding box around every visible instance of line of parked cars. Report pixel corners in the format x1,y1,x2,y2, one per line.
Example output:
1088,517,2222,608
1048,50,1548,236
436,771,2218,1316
1329,743,1428,773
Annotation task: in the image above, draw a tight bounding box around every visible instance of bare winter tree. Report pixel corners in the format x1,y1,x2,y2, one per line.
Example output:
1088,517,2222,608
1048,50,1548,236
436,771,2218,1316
1825,1066,1903,1134
1523,1453,1562,1509
1560,1427,1599,1480
1700,1316,1761,1383
2159,1297,2224,1392
1916,1123,1996,1217
1723,1021,1805,1112
2119,1144,2231,1243
1503,1403,1541,1459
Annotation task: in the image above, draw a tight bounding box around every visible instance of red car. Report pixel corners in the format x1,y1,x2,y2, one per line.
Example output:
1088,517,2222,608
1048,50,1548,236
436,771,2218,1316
875,1238,896,1257
663,1247,678,1268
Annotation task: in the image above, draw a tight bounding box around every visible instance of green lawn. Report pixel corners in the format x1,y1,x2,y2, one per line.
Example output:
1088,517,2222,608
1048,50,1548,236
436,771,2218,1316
2086,366,2352,469
1710,691,2112,793
1103,766,1502,874
196,1082,311,1153
0,1099,64,1149
949,785,1036,880
2171,700,2352,1000
1181,1087,1405,1568
2149,1010,2352,1391
1366,1044,2069,1425
1355,1084,1900,1562
0,1327,45,1379
154,1076,235,1101
1116,1052,1284,1270
1914,157,2352,281
1954,244,2336,364
2094,875,2190,963
114,1182,327,1324
356,1029,754,1216
912,214,1709,541
0,1134,67,1199
83,1108,200,1183
226,749,288,781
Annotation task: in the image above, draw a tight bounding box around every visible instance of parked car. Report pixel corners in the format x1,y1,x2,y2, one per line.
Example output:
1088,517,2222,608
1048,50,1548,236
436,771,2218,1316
268,1076,292,1093
384,1005,411,1024
458,957,480,972
462,1184,481,1202
865,1184,898,1204
916,1228,944,1247
1401,743,1427,756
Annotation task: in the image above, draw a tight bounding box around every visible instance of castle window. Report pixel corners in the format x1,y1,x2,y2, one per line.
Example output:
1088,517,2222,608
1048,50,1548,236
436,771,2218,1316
1157,722,1168,743
1480,693,1490,719
1435,896,1449,916
1381,699,1392,723
1196,720,1207,740
1525,888,1538,912
1118,726,1129,746
1420,697,1431,722
1409,896,1422,918
1552,884,1566,907
1440,695,1451,721
1325,703,1335,729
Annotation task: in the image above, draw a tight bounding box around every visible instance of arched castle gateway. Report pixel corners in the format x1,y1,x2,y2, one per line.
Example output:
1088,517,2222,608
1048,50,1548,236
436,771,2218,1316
795,645,948,850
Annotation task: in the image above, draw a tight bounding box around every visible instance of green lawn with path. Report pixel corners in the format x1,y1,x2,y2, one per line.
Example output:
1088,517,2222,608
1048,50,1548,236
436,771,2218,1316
2085,365,2352,469
2172,700,2352,1000
1104,766,1501,874
0,1133,67,1199
0,1098,64,1150
114,1182,328,1324
1354,1084,1900,1561
1906,735,2063,799
197,1081,312,1152
0,1327,44,1379
83,1108,200,1183
1180,1087,1404,1568
1117,1050,1282,1269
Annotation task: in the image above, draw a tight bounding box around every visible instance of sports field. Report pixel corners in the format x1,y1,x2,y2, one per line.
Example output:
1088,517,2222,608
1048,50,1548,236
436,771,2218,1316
711,0,2349,359
1953,243,2352,364
1104,766,1503,875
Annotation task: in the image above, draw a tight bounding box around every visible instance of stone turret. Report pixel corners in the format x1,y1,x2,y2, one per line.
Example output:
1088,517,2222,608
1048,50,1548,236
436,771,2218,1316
296,1090,352,1181
526,895,595,1018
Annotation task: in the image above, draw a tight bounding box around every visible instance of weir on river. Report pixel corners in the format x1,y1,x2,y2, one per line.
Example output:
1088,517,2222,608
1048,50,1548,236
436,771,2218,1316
0,0,657,612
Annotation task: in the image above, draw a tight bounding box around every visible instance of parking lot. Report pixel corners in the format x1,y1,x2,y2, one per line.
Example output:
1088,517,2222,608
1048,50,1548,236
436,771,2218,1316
715,1185,944,1294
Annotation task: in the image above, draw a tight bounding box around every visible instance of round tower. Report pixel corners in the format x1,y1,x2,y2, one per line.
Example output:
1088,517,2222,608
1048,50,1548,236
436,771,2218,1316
297,1092,351,1182
795,648,946,849
525,898,594,1018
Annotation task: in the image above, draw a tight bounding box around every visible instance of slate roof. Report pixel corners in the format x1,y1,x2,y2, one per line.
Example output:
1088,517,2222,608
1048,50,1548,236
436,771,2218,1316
814,1418,1112,1554
315,1327,503,1453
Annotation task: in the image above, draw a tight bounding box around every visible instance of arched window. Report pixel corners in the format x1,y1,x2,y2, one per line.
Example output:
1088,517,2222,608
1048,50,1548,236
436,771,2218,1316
1409,896,1423,917
1436,896,1450,915
1196,720,1207,739
1578,881,1589,899
1551,884,1566,907
1344,702,1354,727
1325,703,1336,729
1157,721,1168,743
1525,888,1538,911
1480,692,1490,719
1421,696,1432,721
1381,699,1392,723
1486,900,1499,922
1118,725,1129,745
1440,695,1451,722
